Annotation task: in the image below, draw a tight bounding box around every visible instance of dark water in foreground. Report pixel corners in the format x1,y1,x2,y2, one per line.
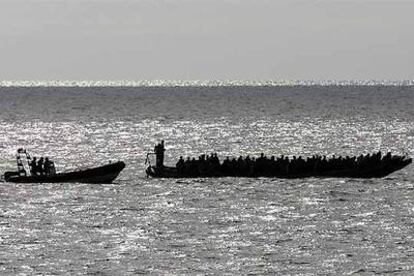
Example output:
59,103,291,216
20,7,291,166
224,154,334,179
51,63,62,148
0,86,413,275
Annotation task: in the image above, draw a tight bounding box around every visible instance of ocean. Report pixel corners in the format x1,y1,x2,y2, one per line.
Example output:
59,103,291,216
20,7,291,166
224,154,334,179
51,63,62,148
0,84,413,274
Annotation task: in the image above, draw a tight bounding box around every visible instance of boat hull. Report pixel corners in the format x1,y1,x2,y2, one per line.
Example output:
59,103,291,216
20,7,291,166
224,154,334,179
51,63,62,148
4,161,126,184
146,158,412,179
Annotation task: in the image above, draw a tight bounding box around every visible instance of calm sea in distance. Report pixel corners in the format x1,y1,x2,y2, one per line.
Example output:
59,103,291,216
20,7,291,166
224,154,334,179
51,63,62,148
0,84,414,275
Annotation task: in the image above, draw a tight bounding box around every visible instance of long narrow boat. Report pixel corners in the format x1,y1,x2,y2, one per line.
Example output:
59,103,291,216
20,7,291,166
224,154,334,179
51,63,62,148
146,159,411,179
146,141,412,179
3,149,125,184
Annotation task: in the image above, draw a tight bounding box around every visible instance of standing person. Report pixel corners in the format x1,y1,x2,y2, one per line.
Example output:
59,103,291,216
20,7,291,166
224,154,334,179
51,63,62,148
154,140,165,169
30,157,38,175
44,157,52,175
37,157,45,175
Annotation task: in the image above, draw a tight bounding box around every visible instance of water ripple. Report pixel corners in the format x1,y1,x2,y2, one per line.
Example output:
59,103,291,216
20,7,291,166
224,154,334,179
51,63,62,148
0,86,413,274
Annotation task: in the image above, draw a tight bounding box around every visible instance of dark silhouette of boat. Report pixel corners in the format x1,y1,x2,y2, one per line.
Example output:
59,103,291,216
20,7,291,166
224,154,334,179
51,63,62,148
3,149,125,184
146,159,411,179
146,141,412,179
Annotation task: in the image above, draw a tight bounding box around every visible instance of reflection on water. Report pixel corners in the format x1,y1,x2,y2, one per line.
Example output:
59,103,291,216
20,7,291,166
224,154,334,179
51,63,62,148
0,86,413,274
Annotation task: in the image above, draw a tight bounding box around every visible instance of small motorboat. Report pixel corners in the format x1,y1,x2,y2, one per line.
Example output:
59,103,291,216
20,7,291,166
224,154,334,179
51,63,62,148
145,141,412,179
3,149,125,184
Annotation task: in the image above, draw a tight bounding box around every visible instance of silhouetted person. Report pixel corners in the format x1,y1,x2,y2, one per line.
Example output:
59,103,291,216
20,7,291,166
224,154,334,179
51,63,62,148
183,157,191,174
221,157,231,175
190,157,198,176
212,153,220,175
30,157,37,175
38,157,45,175
44,157,53,175
154,140,165,169
382,152,392,164
176,156,184,173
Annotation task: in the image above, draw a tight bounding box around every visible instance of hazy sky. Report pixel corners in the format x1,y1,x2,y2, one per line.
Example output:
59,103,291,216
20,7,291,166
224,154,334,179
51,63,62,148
1,0,413,81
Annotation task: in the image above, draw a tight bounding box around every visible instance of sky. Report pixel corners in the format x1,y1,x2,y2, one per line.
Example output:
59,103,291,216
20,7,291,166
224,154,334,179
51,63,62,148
0,0,413,81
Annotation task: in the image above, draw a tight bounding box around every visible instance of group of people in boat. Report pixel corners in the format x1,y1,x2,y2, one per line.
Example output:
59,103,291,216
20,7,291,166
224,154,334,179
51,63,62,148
29,156,56,176
173,151,405,177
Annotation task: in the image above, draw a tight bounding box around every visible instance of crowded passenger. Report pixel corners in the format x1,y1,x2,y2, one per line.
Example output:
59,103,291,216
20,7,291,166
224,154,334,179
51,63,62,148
173,150,402,177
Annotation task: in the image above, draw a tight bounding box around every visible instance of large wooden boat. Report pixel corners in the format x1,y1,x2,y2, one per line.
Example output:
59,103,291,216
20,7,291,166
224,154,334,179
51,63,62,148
146,142,412,179
146,159,411,179
3,149,125,184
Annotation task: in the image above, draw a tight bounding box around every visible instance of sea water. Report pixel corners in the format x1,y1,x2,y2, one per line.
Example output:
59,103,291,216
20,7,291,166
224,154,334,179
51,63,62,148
0,84,413,274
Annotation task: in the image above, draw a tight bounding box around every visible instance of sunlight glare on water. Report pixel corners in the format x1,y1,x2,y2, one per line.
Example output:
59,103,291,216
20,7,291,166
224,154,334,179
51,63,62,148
0,85,413,274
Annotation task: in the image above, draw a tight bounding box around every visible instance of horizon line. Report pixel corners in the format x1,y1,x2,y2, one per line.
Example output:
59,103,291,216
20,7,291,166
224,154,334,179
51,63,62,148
1,80,414,87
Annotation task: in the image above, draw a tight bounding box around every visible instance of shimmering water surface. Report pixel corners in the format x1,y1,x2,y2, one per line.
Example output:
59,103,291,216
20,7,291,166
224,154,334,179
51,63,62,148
0,86,414,275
